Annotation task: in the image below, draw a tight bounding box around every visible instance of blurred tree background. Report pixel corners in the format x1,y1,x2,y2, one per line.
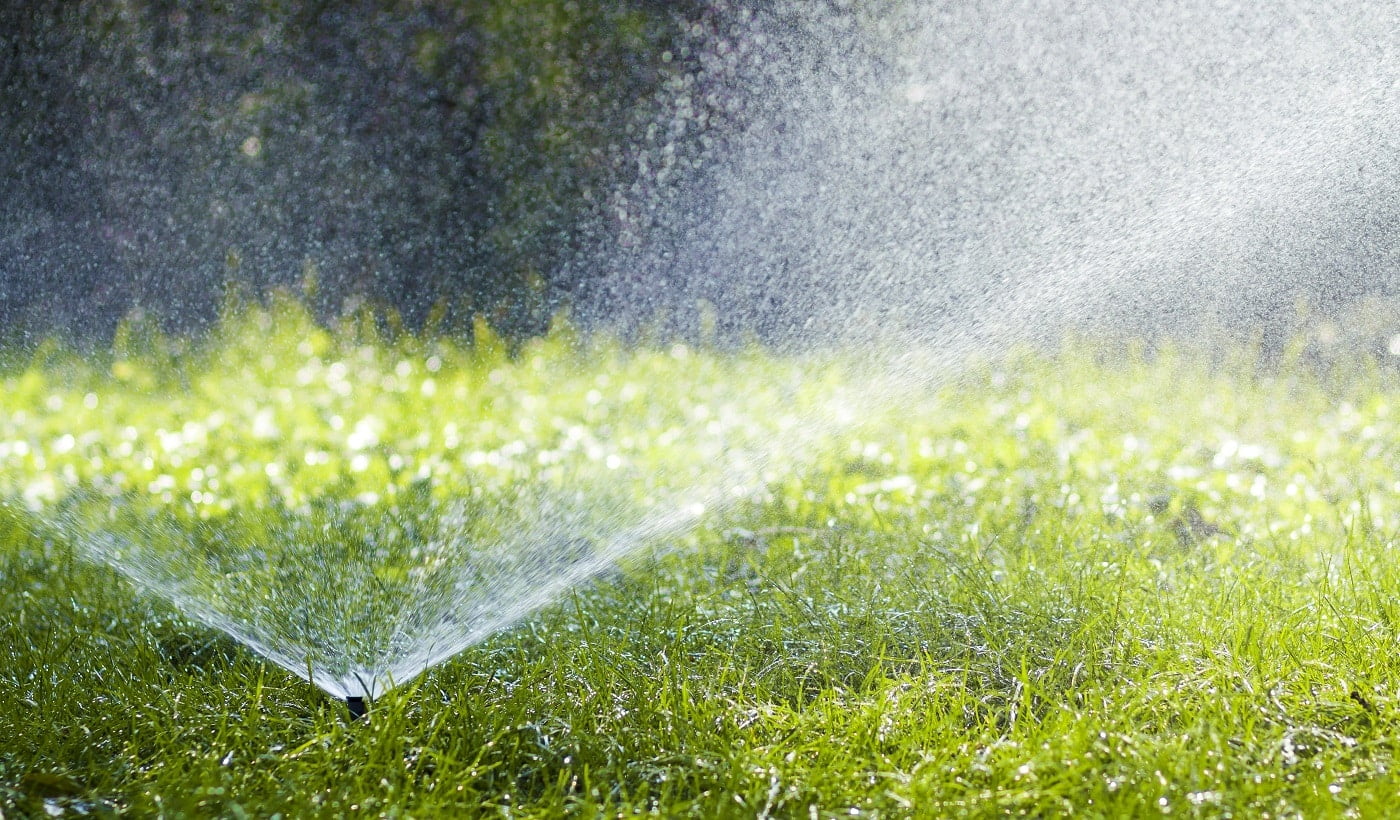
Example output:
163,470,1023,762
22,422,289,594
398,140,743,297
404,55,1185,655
0,0,707,344
3,0,1394,351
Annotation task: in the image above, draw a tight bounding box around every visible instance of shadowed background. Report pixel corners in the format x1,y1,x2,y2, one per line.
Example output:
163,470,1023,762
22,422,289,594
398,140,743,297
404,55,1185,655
1,0,1397,351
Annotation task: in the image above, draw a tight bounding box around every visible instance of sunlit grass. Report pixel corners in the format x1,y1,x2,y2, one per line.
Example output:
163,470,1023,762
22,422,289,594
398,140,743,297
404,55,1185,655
4,302,1400,816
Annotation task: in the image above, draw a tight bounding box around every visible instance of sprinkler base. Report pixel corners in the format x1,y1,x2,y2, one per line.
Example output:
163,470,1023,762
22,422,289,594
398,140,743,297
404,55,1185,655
346,696,368,719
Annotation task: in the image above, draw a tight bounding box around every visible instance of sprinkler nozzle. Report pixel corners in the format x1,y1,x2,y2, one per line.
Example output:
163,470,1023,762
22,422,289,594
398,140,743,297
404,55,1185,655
346,696,368,720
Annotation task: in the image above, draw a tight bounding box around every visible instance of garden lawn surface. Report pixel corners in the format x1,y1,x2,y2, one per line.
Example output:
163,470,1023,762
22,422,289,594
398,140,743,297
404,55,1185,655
4,304,1400,817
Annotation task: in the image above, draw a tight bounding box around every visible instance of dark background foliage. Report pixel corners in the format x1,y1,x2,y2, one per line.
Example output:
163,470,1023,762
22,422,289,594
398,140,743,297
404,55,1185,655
0,0,702,344
2,0,1396,350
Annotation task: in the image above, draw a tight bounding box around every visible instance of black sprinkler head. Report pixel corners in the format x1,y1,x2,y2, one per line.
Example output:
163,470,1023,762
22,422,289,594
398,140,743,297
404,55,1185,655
346,696,368,720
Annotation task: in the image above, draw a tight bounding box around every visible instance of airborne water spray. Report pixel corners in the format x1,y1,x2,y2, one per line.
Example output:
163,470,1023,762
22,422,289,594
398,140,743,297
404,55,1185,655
584,0,1400,348
11,0,1400,705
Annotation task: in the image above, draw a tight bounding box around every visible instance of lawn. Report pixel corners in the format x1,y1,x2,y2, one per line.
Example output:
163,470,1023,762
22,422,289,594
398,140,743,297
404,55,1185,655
4,301,1400,817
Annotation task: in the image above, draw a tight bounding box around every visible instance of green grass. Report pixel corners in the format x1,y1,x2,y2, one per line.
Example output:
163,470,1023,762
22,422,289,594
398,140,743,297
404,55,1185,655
4,302,1400,817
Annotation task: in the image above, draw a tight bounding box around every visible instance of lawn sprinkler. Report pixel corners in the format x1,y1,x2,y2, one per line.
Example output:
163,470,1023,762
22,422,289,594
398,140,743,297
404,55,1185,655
344,671,377,720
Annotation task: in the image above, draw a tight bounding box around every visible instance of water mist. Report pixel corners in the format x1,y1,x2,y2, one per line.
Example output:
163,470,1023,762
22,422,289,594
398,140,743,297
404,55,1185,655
14,0,1400,712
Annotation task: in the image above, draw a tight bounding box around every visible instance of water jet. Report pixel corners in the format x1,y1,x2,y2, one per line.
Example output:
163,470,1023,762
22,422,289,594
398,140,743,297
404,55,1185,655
6,0,1398,711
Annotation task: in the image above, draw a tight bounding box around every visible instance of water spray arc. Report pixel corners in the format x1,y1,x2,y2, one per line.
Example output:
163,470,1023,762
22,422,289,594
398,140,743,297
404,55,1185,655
18,0,1400,706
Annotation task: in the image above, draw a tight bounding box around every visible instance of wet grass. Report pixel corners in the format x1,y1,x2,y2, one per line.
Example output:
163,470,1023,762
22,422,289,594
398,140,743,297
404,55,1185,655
4,304,1400,816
